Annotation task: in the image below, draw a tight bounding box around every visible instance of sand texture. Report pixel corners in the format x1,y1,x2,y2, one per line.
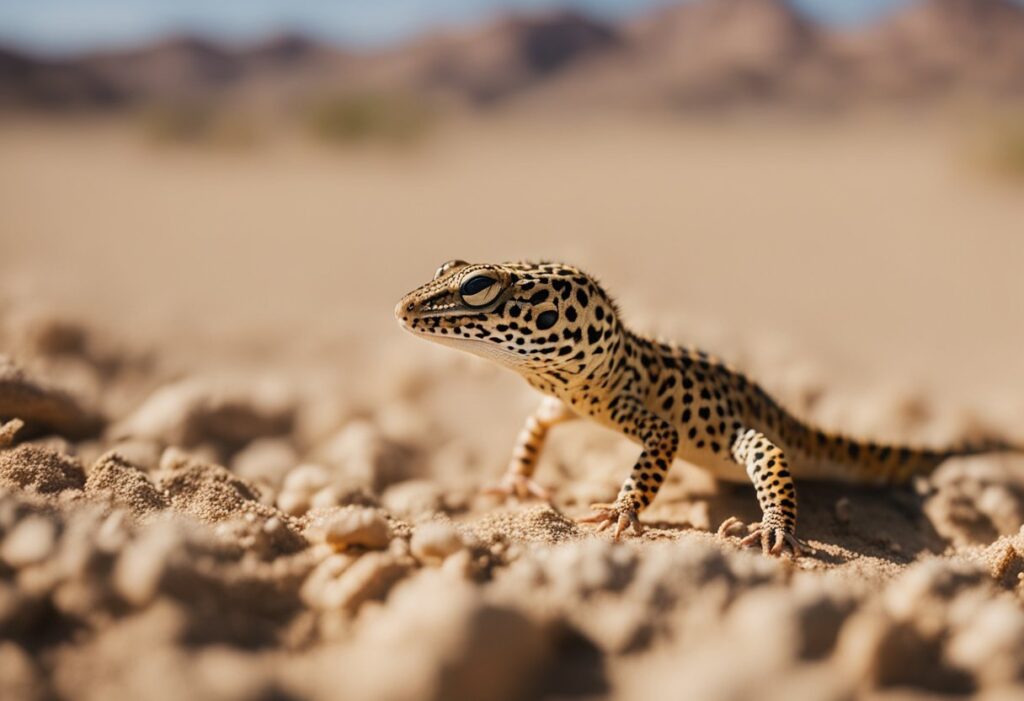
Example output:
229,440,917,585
1,306,1024,701
1,115,1023,700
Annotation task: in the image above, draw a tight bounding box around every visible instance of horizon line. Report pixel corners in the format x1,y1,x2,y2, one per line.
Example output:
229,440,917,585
0,0,933,58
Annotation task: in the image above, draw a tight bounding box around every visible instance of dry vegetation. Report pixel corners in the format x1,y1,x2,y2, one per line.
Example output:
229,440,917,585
302,93,435,146
139,103,262,149
988,115,1024,180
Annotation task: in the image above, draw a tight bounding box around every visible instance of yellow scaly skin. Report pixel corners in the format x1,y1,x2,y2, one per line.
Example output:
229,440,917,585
396,260,1021,556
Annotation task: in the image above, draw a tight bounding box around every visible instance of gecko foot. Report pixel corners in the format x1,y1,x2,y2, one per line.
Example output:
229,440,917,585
718,513,805,558
482,472,551,502
738,522,805,558
578,501,643,540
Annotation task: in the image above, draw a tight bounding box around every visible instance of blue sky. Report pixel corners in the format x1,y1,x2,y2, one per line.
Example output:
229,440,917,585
0,0,937,54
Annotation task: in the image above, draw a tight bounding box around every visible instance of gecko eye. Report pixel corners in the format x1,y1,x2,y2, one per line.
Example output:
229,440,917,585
434,259,468,280
460,275,500,307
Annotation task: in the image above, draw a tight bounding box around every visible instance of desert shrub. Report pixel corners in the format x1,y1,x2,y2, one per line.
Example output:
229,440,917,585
987,116,1024,180
139,102,261,149
303,93,433,146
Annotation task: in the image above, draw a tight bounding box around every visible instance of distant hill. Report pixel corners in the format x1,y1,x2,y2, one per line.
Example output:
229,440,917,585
2,0,1023,113
833,0,1024,101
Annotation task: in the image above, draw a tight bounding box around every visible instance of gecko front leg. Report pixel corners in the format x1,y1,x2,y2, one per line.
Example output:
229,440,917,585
484,396,576,500
579,397,679,539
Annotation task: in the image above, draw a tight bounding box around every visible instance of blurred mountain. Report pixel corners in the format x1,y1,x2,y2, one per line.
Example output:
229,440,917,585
401,11,621,104
834,0,1024,101
2,0,1023,113
525,0,833,110
0,48,122,109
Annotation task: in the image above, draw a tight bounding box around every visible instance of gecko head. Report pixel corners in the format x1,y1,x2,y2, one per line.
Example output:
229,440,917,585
395,260,618,376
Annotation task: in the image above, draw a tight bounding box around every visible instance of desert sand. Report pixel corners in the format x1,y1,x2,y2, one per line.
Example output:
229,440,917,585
1,114,1024,700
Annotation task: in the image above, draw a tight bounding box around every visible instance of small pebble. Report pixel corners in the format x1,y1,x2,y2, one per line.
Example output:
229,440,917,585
411,522,464,564
306,506,391,551
1,517,56,568
835,497,851,525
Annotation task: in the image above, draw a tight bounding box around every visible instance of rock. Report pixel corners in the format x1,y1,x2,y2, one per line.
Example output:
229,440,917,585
0,357,103,439
189,646,278,701
0,419,23,449
104,439,162,472
0,581,36,635
1,516,56,567
0,642,45,701
353,571,549,701
834,610,966,692
304,506,391,551
299,553,358,609
947,597,1024,686
411,521,464,564
835,496,851,525
283,464,331,494
373,402,436,445
113,520,184,606
970,534,1024,588
277,463,379,516
277,489,311,517
230,438,297,489
382,479,444,520
0,444,85,494
114,376,295,450
314,421,416,493
882,560,986,631
307,484,378,511
86,451,167,517
13,312,89,357
301,551,410,613
276,464,332,516
977,483,1024,537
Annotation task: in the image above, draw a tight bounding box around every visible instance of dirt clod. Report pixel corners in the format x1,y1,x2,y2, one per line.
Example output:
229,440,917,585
304,506,392,551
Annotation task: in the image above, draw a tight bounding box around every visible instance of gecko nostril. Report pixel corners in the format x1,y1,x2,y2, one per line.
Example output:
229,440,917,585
406,303,414,311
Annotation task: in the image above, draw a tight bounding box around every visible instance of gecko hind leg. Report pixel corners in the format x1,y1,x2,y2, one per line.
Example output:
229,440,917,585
721,428,807,558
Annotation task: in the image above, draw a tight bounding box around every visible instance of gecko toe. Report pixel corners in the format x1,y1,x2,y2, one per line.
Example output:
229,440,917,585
717,516,746,537
483,473,551,503
580,502,642,539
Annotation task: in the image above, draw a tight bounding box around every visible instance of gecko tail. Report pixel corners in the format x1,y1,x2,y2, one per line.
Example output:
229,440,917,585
846,435,1021,485
785,415,1023,486
767,395,1022,485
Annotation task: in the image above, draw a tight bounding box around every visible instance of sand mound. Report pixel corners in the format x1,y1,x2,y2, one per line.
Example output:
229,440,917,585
154,456,307,557
157,458,263,523
472,504,584,545
85,451,167,517
0,443,85,494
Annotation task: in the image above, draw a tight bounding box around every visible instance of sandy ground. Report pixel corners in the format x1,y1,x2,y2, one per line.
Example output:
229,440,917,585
2,115,1024,700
